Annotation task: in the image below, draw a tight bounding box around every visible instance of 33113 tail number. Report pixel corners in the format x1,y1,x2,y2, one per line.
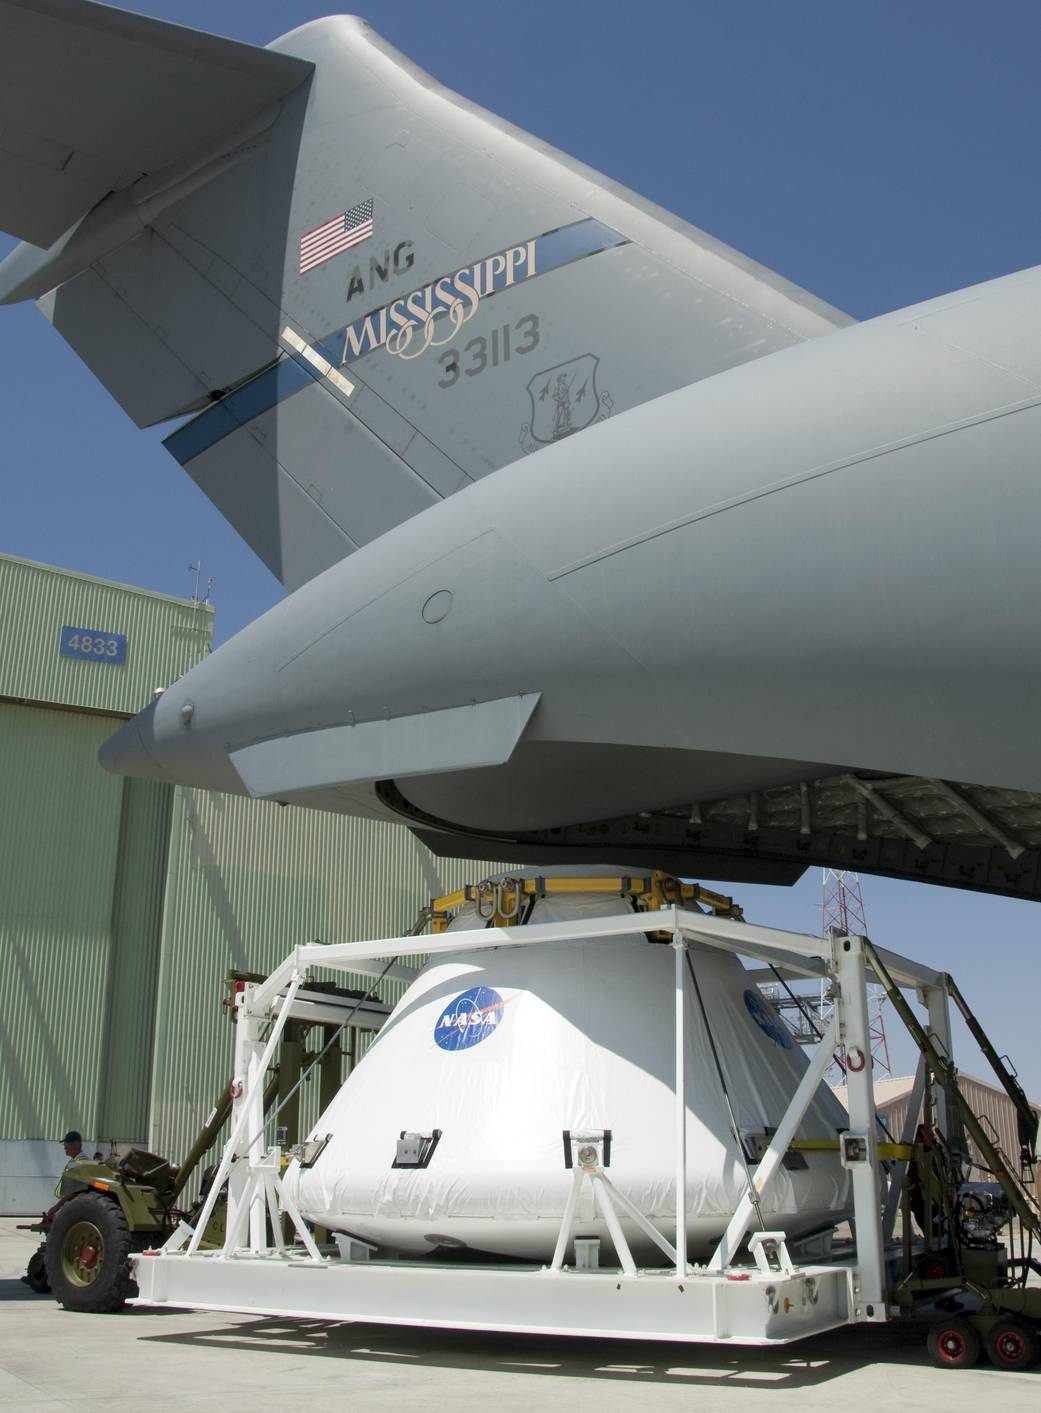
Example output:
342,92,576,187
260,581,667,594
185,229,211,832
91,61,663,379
437,314,540,388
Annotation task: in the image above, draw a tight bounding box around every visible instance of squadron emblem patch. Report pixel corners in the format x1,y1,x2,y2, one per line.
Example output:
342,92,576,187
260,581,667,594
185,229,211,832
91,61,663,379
520,353,613,453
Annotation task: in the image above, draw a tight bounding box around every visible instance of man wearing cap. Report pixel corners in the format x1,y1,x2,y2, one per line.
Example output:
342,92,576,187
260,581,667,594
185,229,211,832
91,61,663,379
54,1129,87,1199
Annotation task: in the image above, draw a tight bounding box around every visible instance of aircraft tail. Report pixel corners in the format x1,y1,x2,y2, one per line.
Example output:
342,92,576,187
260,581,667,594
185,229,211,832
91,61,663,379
0,2,852,590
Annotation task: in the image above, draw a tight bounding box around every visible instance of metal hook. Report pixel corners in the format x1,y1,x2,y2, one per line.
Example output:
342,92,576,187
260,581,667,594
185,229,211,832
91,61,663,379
497,881,522,921
474,885,497,921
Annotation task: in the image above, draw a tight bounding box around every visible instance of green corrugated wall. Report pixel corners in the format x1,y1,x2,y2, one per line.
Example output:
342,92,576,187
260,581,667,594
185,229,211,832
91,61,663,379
0,551,211,716
0,553,505,1171
0,703,154,1141
0,555,208,1148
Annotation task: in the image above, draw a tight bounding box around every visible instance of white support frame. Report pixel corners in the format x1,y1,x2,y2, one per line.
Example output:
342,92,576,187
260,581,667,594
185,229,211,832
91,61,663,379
882,1054,927,1242
834,936,887,1320
136,905,949,1347
709,1012,840,1271
549,1139,681,1277
922,979,955,1139
181,970,322,1263
673,928,688,1280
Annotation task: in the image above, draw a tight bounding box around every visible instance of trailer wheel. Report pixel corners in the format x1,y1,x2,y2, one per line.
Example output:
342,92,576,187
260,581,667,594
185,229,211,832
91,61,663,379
45,1192,132,1313
25,1247,50,1294
927,1316,980,1369
985,1318,1039,1371
918,1253,950,1281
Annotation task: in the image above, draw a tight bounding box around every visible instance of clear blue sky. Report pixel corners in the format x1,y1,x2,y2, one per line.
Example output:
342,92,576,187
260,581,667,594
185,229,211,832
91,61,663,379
2,1,1040,1095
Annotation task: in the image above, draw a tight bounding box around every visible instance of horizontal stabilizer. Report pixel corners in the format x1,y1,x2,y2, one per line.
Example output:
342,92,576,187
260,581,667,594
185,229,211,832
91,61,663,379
229,694,542,801
0,0,311,247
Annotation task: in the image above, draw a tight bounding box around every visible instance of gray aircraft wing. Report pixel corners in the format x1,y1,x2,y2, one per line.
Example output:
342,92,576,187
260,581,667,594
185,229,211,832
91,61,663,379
0,5,851,592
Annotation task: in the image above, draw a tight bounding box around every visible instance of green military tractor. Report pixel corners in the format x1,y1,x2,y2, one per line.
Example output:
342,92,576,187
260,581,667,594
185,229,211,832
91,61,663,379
22,1096,235,1312
25,1148,222,1311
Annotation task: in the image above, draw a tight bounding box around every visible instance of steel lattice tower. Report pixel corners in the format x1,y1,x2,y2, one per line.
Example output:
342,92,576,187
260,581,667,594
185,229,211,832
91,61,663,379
820,869,891,1075
755,872,893,1075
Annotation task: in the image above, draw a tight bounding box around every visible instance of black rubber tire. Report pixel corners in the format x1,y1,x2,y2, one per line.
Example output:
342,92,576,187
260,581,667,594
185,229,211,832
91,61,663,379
45,1192,133,1313
927,1316,981,1369
918,1253,951,1281
25,1248,50,1294
985,1318,1040,1371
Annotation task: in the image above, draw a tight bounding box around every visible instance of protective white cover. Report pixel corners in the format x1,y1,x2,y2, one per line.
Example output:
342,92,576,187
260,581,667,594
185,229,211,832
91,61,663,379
284,894,852,1260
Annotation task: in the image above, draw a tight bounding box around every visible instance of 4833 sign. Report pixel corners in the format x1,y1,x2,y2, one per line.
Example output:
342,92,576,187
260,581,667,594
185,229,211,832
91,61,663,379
60,625,127,665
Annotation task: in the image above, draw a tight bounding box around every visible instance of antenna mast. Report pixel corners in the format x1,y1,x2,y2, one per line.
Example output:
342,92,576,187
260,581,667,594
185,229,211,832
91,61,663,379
757,869,892,1078
820,869,891,1075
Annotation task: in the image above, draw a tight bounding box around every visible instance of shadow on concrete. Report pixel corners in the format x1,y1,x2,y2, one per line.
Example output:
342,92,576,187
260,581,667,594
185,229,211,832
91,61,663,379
0,1277,48,1302
140,1314,942,1390
0,1278,188,1313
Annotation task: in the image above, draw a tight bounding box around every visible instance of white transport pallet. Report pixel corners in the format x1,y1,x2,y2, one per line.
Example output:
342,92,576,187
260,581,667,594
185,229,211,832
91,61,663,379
133,1249,855,1345
132,905,949,1347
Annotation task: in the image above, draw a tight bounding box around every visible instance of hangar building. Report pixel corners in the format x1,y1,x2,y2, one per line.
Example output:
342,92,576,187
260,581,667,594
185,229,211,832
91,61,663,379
0,552,488,1211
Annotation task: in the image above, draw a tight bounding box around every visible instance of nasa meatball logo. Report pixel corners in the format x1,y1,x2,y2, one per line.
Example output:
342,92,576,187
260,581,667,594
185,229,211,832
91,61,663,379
743,988,794,1050
434,986,506,1051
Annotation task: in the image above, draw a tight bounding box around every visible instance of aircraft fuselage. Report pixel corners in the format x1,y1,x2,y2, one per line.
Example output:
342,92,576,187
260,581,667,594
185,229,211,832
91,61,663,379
101,259,1041,865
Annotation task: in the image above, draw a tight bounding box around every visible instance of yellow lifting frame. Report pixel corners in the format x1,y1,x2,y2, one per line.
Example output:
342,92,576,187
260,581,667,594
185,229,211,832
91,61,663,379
428,871,743,933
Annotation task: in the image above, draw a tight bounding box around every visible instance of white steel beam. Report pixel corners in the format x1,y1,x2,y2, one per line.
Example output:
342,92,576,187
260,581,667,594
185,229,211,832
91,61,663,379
549,1169,584,1272
305,957,419,983
299,907,684,966
708,1012,839,1270
592,1176,637,1277
596,1174,678,1265
132,1251,854,1345
673,929,688,1279
254,908,837,1010
188,972,304,1256
269,994,391,1029
883,1054,926,1241
252,911,679,1011
923,979,955,1140
674,910,830,960
835,937,887,1320
867,944,942,991
295,908,843,974
251,908,935,1022
224,996,263,1259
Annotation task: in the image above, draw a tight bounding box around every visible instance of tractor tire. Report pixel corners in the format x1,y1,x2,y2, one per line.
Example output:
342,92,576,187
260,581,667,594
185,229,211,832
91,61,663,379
25,1247,50,1294
985,1318,1040,1371
926,1316,981,1369
45,1192,133,1313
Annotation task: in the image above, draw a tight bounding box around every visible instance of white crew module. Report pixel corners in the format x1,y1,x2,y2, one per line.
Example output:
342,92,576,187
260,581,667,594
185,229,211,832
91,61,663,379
283,884,852,1261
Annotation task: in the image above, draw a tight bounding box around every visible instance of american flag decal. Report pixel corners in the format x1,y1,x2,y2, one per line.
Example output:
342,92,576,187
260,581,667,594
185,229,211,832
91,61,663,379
299,197,374,274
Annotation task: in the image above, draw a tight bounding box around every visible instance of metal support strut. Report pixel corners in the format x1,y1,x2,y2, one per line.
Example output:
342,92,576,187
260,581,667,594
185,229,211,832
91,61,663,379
674,928,688,1280
177,971,321,1261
